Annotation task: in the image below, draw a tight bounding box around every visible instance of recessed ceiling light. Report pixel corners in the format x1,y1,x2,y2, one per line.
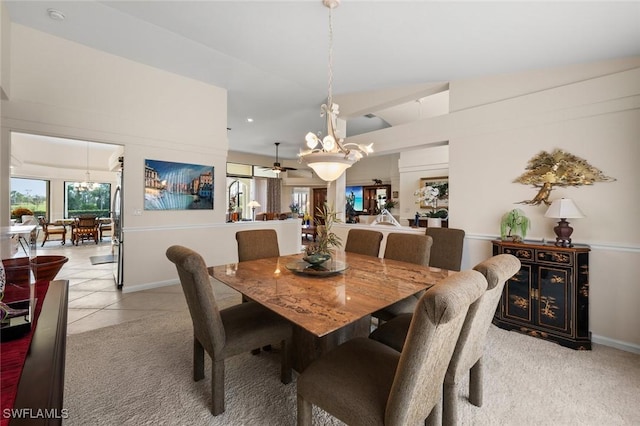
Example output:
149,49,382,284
246,118,254,123
47,8,65,21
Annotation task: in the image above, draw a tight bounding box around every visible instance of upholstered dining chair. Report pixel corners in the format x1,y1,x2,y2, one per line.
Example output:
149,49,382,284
369,254,521,425
372,233,434,321
72,215,99,245
20,215,37,226
236,229,280,353
425,227,466,271
166,245,293,416
297,270,487,426
236,229,280,262
344,229,383,257
38,217,66,246
99,219,112,241
20,215,38,244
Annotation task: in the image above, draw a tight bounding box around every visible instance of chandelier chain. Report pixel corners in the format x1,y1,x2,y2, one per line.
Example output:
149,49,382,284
298,0,373,182
327,5,333,107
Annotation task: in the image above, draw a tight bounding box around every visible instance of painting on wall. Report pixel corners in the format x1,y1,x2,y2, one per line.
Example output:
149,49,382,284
345,186,364,211
144,159,214,210
418,176,449,210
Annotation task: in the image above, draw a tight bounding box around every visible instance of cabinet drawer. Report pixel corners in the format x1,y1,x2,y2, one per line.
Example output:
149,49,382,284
501,246,534,263
536,249,573,266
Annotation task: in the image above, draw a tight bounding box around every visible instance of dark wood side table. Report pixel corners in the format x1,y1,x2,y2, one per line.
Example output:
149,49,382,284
11,280,69,425
407,218,449,228
301,225,316,242
491,240,591,350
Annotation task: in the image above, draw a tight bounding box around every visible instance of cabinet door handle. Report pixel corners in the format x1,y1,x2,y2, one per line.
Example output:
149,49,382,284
530,288,539,300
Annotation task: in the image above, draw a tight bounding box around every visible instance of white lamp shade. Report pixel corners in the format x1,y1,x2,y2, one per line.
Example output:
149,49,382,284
247,200,261,208
305,132,319,149
302,152,354,182
544,198,585,219
321,135,336,151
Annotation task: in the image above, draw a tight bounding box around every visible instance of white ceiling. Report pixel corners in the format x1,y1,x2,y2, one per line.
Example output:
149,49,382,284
5,0,640,163
11,133,122,173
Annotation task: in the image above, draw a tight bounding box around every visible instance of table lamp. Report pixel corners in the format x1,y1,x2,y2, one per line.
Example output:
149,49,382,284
247,200,261,221
544,198,584,247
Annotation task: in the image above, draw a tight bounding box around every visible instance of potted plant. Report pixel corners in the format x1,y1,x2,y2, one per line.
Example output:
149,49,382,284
414,184,449,227
383,199,398,210
305,204,342,264
11,208,34,222
425,208,449,228
500,209,531,242
289,202,300,215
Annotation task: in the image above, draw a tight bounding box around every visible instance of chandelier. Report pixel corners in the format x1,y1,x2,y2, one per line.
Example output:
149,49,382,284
74,142,97,192
299,0,373,182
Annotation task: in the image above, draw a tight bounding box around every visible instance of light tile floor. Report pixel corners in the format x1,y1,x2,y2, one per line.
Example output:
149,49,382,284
38,238,241,335
39,236,312,335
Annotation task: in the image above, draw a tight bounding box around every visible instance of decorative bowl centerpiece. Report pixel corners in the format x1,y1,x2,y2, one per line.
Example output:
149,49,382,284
303,203,342,266
303,253,331,266
2,255,69,284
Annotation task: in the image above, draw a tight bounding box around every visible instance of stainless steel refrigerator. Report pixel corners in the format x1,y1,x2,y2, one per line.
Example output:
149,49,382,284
112,157,124,289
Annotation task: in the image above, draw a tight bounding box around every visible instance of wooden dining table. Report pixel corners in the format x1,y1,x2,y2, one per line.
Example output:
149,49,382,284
209,251,452,371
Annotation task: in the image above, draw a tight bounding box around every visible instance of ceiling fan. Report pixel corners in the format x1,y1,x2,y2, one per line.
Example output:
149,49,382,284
265,142,297,174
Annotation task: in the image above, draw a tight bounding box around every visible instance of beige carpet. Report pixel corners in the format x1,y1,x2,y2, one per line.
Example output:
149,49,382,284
63,309,640,425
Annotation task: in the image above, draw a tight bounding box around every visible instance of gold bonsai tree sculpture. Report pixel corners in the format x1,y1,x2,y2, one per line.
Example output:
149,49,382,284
515,149,616,205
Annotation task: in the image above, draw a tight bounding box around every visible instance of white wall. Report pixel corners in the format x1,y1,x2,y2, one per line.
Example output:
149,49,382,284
124,219,301,293
1,24,229,291
0,2,10,227
342,56,640,351
450,65,640,350
0,1,9,100
344,153,400,187
398,145,449,225
410,59,640,350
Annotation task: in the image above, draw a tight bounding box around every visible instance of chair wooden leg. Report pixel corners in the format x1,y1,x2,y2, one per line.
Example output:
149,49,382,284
211,359,225,415
443,381,458,426
469,357,483,407
280,338,292,384
297,394,312,426
193,337,205,381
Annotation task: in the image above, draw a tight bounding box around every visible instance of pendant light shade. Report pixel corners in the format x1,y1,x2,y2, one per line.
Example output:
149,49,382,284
298,0,373,182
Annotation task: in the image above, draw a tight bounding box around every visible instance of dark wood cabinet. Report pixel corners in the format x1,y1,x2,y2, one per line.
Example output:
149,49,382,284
492,240,591,350
407,218,448,228
362,185,391,214
11,280,69,425
311,188,327,223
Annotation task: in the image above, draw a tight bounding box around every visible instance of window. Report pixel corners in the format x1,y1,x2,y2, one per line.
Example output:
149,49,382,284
10,177,49,219
65,182,111,218
226,178,250,221
292,188,309,215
